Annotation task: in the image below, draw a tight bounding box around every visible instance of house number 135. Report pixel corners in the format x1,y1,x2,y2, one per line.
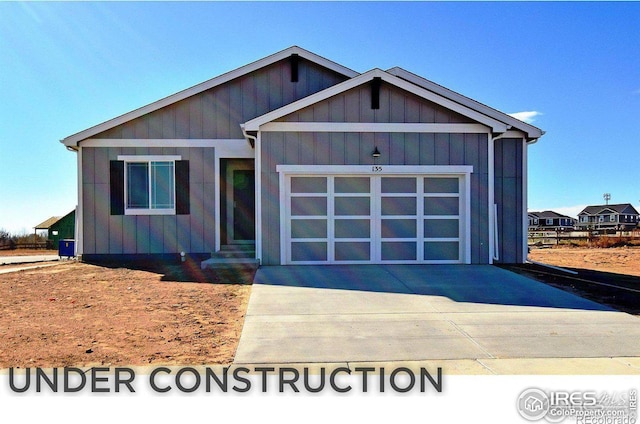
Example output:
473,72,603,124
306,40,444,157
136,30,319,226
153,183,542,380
372,166,383,172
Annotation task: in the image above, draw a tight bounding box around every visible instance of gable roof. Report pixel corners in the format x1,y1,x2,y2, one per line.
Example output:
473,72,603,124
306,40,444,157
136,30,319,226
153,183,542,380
34,216,61,230
529,211,576,220
578,204,639,215
387,67,544,141
61,46,359,148
243,68,512,133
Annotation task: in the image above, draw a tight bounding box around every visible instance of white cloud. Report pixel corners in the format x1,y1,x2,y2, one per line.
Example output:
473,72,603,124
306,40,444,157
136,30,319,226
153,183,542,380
508,111,543,124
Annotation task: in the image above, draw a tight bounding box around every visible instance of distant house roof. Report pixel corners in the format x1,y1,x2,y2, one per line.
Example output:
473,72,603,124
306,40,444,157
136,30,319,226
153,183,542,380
578,203,639,215
529,211,575,220
34,216,61,230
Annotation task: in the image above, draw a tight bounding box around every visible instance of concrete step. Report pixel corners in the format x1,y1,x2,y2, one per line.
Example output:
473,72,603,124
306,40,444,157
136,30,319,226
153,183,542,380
212,250,256,259
200,257,259,270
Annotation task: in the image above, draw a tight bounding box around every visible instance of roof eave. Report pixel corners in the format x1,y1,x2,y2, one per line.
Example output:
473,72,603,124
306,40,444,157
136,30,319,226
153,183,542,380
61,46,360,148
244,68,510,133
387,66,544,141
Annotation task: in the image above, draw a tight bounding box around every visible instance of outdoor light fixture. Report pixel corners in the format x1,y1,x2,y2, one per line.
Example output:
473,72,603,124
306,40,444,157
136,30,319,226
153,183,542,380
372,147,381,158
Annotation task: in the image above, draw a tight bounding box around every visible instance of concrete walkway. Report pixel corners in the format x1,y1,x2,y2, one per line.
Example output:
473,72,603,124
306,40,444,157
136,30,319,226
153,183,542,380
234,265,640,373
0,255,60,266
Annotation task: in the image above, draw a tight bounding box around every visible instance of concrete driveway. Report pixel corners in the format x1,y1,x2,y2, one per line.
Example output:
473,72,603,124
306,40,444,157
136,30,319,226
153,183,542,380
234,265,640,369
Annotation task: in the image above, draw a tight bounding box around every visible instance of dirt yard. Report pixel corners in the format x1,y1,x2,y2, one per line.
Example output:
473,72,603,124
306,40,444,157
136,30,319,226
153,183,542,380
0,261,253,368
529,246,640,277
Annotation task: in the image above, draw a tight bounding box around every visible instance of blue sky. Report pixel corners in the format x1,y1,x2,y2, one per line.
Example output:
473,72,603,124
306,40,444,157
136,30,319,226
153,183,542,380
1,1,639,233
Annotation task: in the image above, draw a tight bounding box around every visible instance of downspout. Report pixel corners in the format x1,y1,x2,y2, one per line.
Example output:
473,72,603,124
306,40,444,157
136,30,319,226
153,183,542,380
241,125,260,265
241,124,257,148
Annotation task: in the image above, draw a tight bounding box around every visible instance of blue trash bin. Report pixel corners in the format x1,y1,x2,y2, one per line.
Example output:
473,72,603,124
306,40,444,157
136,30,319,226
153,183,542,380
59,239,75,258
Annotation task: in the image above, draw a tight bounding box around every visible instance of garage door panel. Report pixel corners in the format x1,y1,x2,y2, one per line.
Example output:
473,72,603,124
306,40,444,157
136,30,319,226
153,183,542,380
291,177,327,193
335,177,370,193
334,197,370,216
424,197,459,216
335,242,371,261
424,177,459,193
424,219,459,238
424,241,459,261
291,219,327,239
291,242,327,262
381,241,417,261
335,219,371,238
291,197,327,216
381,219,417,239
381,197,416,215
381,177,416,193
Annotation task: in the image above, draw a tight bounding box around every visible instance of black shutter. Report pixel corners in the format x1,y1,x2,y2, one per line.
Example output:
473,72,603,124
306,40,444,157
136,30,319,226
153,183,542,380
110,160,124,215
371,77,382,110
175,160,190,215
290,53,299,83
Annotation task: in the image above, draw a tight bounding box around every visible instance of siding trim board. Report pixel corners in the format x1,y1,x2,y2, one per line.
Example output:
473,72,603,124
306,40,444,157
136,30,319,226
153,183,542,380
260,122,490,133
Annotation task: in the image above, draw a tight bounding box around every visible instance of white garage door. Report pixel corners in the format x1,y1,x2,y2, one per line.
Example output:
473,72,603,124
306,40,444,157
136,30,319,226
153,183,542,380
279,167,471,264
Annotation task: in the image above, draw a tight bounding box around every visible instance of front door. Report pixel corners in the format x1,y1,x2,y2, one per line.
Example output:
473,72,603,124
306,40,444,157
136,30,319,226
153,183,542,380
226,160,255,244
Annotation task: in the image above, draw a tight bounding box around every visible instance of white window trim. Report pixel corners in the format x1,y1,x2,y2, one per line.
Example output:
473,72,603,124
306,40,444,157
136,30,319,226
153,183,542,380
118,155,181,216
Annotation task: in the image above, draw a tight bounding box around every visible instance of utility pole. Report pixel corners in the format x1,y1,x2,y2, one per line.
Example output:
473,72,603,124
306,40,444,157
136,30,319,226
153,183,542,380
603,193,611,205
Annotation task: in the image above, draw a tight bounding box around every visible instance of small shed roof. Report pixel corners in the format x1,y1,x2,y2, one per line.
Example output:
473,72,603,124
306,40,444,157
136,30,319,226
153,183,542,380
34,216,61,230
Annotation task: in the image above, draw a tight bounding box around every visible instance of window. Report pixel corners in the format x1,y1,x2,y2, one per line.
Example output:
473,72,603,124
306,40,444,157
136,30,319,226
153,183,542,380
610,215,616,222
119,156,179,215
546,218,553,225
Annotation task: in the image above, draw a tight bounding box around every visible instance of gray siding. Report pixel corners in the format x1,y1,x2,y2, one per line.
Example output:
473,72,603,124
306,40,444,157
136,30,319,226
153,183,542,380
261,132,489,265
94,58,349,140
279,82,474,124
81,146,215,255
494,138,524,263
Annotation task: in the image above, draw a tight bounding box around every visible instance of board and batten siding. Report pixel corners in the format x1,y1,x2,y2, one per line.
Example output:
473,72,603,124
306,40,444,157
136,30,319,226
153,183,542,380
494,138,524,263
278,82,475,124
81,146,215,256
260,132,489,265
92,58,349,140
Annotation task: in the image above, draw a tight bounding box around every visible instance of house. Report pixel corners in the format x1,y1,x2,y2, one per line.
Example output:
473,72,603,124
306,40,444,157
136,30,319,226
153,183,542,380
34,216,60,248
576,203,639,232
49,209,76,246
61,46,543,265
528,211,576,232
34,210,76,248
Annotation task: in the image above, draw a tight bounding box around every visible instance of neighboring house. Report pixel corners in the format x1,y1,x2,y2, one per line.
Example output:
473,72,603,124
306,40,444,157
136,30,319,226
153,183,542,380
34,216,61,247
49,209,76,246
61,46,543,265
34,210,76,248
576,203,640,231
528,211,576,232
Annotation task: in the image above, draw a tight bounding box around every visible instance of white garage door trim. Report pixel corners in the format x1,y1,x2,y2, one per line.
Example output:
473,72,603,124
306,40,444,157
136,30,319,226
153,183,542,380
277,165,473,265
